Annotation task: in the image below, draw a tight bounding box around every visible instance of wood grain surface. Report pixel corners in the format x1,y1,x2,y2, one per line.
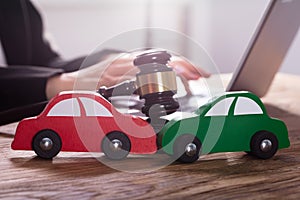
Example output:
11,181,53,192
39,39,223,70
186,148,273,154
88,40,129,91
0,73,300,200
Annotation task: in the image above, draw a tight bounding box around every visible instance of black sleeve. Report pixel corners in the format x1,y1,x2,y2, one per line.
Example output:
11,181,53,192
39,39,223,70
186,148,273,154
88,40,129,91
0,0,59,66
0,66,63,111
0,0,63,113
0,0,122,123
0,0,123,71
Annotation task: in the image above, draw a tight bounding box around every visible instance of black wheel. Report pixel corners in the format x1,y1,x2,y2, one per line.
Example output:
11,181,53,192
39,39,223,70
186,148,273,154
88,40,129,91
32,130,62,159
173,134,201,163
250,131,278,159
101,131,131,160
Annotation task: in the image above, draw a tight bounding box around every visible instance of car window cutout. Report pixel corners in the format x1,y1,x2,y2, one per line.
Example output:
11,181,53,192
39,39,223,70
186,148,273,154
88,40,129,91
79,97,113,117
234,97,263,115
205,97,235,117
47,98,80,117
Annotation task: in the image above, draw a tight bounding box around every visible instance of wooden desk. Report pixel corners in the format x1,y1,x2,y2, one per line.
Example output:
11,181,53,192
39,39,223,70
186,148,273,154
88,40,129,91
1,73,300,199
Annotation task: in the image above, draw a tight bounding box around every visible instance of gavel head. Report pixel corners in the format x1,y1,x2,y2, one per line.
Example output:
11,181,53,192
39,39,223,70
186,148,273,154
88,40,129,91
133,51,179,117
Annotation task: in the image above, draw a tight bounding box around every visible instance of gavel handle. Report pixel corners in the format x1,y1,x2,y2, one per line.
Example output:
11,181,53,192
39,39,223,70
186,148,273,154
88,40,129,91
98,81,137,99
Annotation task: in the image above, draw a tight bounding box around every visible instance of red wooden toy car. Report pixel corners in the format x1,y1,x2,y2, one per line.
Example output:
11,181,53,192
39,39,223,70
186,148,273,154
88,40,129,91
11,91,157,160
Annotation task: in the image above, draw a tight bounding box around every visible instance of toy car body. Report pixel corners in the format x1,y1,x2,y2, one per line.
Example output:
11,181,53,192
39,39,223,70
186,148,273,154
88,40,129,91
158,91,290,163
11,91,157,159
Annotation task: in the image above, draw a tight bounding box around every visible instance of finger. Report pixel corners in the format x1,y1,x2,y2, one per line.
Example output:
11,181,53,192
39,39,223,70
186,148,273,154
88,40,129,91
109,54,134,65
104,64,138,77
115,74,136,84
98,74,136,88
179,76,192,95
171,64,201,80
169,60,211,78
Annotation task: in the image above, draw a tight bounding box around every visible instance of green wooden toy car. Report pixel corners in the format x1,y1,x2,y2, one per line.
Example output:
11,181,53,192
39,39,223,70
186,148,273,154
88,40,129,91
158,91,290,163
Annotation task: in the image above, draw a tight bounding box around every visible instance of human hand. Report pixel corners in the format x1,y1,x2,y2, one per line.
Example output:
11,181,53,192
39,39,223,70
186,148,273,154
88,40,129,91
46,53,137,99
169,56,210,80
169,56,210,94
46,52,210,99
100,53,211,87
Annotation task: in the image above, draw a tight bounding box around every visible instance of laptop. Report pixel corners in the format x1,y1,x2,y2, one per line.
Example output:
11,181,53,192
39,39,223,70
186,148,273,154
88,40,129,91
227,0,300,96
0,0,299,126
173,0,300,114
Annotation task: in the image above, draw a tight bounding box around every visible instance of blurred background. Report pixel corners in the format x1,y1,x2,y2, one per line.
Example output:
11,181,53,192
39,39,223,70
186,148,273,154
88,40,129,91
19,0,300,74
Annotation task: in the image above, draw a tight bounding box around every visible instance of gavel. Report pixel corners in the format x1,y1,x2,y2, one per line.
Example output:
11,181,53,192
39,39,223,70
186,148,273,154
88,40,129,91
98,50,179,118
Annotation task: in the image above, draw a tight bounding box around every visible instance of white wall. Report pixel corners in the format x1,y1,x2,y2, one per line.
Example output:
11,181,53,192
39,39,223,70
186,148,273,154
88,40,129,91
35,0,148,58
34,0,300,74
187,0,300,74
